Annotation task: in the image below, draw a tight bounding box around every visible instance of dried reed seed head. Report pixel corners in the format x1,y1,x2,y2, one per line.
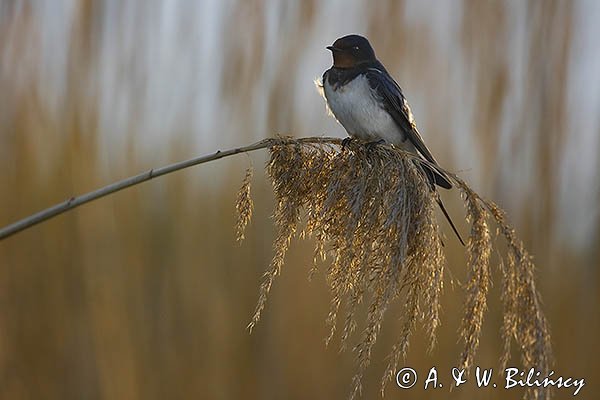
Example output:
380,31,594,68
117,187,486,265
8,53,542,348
263,141,448,398
242,139,551,400
458,188,493,372
235,167,254,242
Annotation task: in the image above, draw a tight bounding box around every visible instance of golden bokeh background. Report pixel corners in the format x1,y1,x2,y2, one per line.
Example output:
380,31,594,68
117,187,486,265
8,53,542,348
0,1,598,399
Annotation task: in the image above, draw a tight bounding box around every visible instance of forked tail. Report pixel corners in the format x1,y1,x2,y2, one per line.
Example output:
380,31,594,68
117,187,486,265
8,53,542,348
436,195,465,246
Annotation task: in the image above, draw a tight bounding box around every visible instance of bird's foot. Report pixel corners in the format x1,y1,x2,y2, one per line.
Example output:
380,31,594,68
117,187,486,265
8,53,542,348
341,137,354,150
365,139,386,150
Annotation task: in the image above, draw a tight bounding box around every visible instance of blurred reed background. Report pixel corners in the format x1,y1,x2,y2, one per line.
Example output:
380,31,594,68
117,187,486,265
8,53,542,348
0,1,598,399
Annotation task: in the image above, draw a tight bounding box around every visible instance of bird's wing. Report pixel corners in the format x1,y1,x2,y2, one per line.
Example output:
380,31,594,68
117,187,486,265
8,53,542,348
365,66,439,164
365,65,452,189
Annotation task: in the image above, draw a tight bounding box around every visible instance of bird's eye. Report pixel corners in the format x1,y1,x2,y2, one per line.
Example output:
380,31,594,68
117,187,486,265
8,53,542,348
353,46,360,51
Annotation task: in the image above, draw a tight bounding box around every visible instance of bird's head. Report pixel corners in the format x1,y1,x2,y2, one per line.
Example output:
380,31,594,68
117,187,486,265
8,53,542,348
327,34,376,69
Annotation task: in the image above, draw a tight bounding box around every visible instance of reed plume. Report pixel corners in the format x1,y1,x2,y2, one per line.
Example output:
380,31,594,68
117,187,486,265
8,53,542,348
237,138,552,400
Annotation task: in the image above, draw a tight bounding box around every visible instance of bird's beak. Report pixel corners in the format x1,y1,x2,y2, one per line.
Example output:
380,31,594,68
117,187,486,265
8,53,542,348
326,45,338,52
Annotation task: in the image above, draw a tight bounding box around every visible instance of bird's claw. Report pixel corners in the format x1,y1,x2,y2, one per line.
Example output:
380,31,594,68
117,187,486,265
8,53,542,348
341,137,354,150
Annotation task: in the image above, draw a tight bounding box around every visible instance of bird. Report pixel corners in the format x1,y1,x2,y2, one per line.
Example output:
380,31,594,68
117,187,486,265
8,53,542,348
321,34,464,245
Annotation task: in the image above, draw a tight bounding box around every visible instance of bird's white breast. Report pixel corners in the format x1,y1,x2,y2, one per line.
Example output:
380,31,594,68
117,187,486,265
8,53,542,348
323,74,406,146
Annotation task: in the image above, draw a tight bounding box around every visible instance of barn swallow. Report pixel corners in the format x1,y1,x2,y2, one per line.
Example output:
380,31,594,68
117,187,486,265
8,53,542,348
321,34,464,245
